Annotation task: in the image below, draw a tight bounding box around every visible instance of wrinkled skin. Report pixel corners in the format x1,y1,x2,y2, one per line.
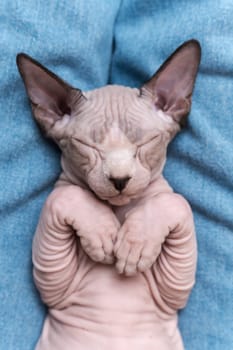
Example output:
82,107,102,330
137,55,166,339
17,40,201,349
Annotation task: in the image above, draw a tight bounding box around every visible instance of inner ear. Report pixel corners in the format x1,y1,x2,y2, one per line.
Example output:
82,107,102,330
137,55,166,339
17,54,74,115
16,53,85,132
143,40,201,124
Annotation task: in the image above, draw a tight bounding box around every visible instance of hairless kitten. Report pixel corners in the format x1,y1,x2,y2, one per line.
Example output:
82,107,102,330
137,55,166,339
17,40,201,350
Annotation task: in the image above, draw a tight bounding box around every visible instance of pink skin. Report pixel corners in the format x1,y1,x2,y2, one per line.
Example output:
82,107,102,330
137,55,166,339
33,180,196,350
16,40,201,349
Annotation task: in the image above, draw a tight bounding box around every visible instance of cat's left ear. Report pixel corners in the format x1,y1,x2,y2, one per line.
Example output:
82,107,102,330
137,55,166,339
143,40,201,125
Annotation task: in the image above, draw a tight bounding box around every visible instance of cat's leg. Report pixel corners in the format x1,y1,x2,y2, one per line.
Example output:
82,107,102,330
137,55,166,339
33,184,120,308
114,193,197,312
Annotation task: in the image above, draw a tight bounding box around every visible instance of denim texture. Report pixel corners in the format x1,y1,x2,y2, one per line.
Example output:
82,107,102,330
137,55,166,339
0,1,232,349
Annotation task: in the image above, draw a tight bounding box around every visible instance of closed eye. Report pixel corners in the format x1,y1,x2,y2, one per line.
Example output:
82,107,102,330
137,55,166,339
71,137,94,148
71,137,102,154
136,134,161,148
136,134,163,170
70,137,100,174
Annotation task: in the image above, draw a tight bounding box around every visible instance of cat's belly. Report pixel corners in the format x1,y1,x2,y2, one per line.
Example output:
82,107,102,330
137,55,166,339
36,321,182,350
36,253,183,350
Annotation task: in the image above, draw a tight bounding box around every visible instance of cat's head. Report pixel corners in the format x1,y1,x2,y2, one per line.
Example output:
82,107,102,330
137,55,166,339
17,40,201,206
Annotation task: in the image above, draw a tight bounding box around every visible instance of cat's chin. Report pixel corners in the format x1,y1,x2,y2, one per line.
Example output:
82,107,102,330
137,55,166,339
107,195,131,206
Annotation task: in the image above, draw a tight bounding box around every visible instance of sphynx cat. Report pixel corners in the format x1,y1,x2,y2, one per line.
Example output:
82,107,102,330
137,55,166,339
17,40,201,350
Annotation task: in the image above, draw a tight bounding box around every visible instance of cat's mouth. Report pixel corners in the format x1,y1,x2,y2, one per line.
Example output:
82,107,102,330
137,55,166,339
100,187,146,206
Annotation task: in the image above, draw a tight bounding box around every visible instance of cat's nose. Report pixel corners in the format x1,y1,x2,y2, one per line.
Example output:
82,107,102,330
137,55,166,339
109,176,131,192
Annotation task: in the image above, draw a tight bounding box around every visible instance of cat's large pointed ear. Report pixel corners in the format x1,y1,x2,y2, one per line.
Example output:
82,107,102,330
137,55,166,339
143,40,201,125
16,53,85,134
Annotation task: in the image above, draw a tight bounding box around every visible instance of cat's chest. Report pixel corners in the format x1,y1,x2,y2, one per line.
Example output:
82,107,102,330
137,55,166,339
112,199,141,224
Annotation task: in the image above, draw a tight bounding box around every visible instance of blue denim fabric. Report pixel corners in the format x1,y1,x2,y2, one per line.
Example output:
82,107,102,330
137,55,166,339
0,1,232,349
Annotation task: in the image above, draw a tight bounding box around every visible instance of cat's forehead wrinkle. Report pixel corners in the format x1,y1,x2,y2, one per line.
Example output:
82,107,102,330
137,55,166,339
68,84,172,145
99,123,135,150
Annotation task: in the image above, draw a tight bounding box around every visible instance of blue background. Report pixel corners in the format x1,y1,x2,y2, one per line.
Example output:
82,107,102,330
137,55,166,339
0,1,232,349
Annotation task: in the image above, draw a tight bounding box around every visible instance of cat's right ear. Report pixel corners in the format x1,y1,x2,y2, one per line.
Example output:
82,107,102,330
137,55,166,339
16,54,86,134
142,40,201,126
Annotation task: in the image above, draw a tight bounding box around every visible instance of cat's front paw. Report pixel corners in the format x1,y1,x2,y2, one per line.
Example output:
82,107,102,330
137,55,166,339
77,207,120,264
51,185,121,264
114,204,168,276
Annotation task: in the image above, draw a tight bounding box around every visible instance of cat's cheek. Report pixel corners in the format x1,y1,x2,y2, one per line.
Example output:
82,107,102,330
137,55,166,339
137,145,167,178
87,169,115,198
117,161,151,198
138,146,157,170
